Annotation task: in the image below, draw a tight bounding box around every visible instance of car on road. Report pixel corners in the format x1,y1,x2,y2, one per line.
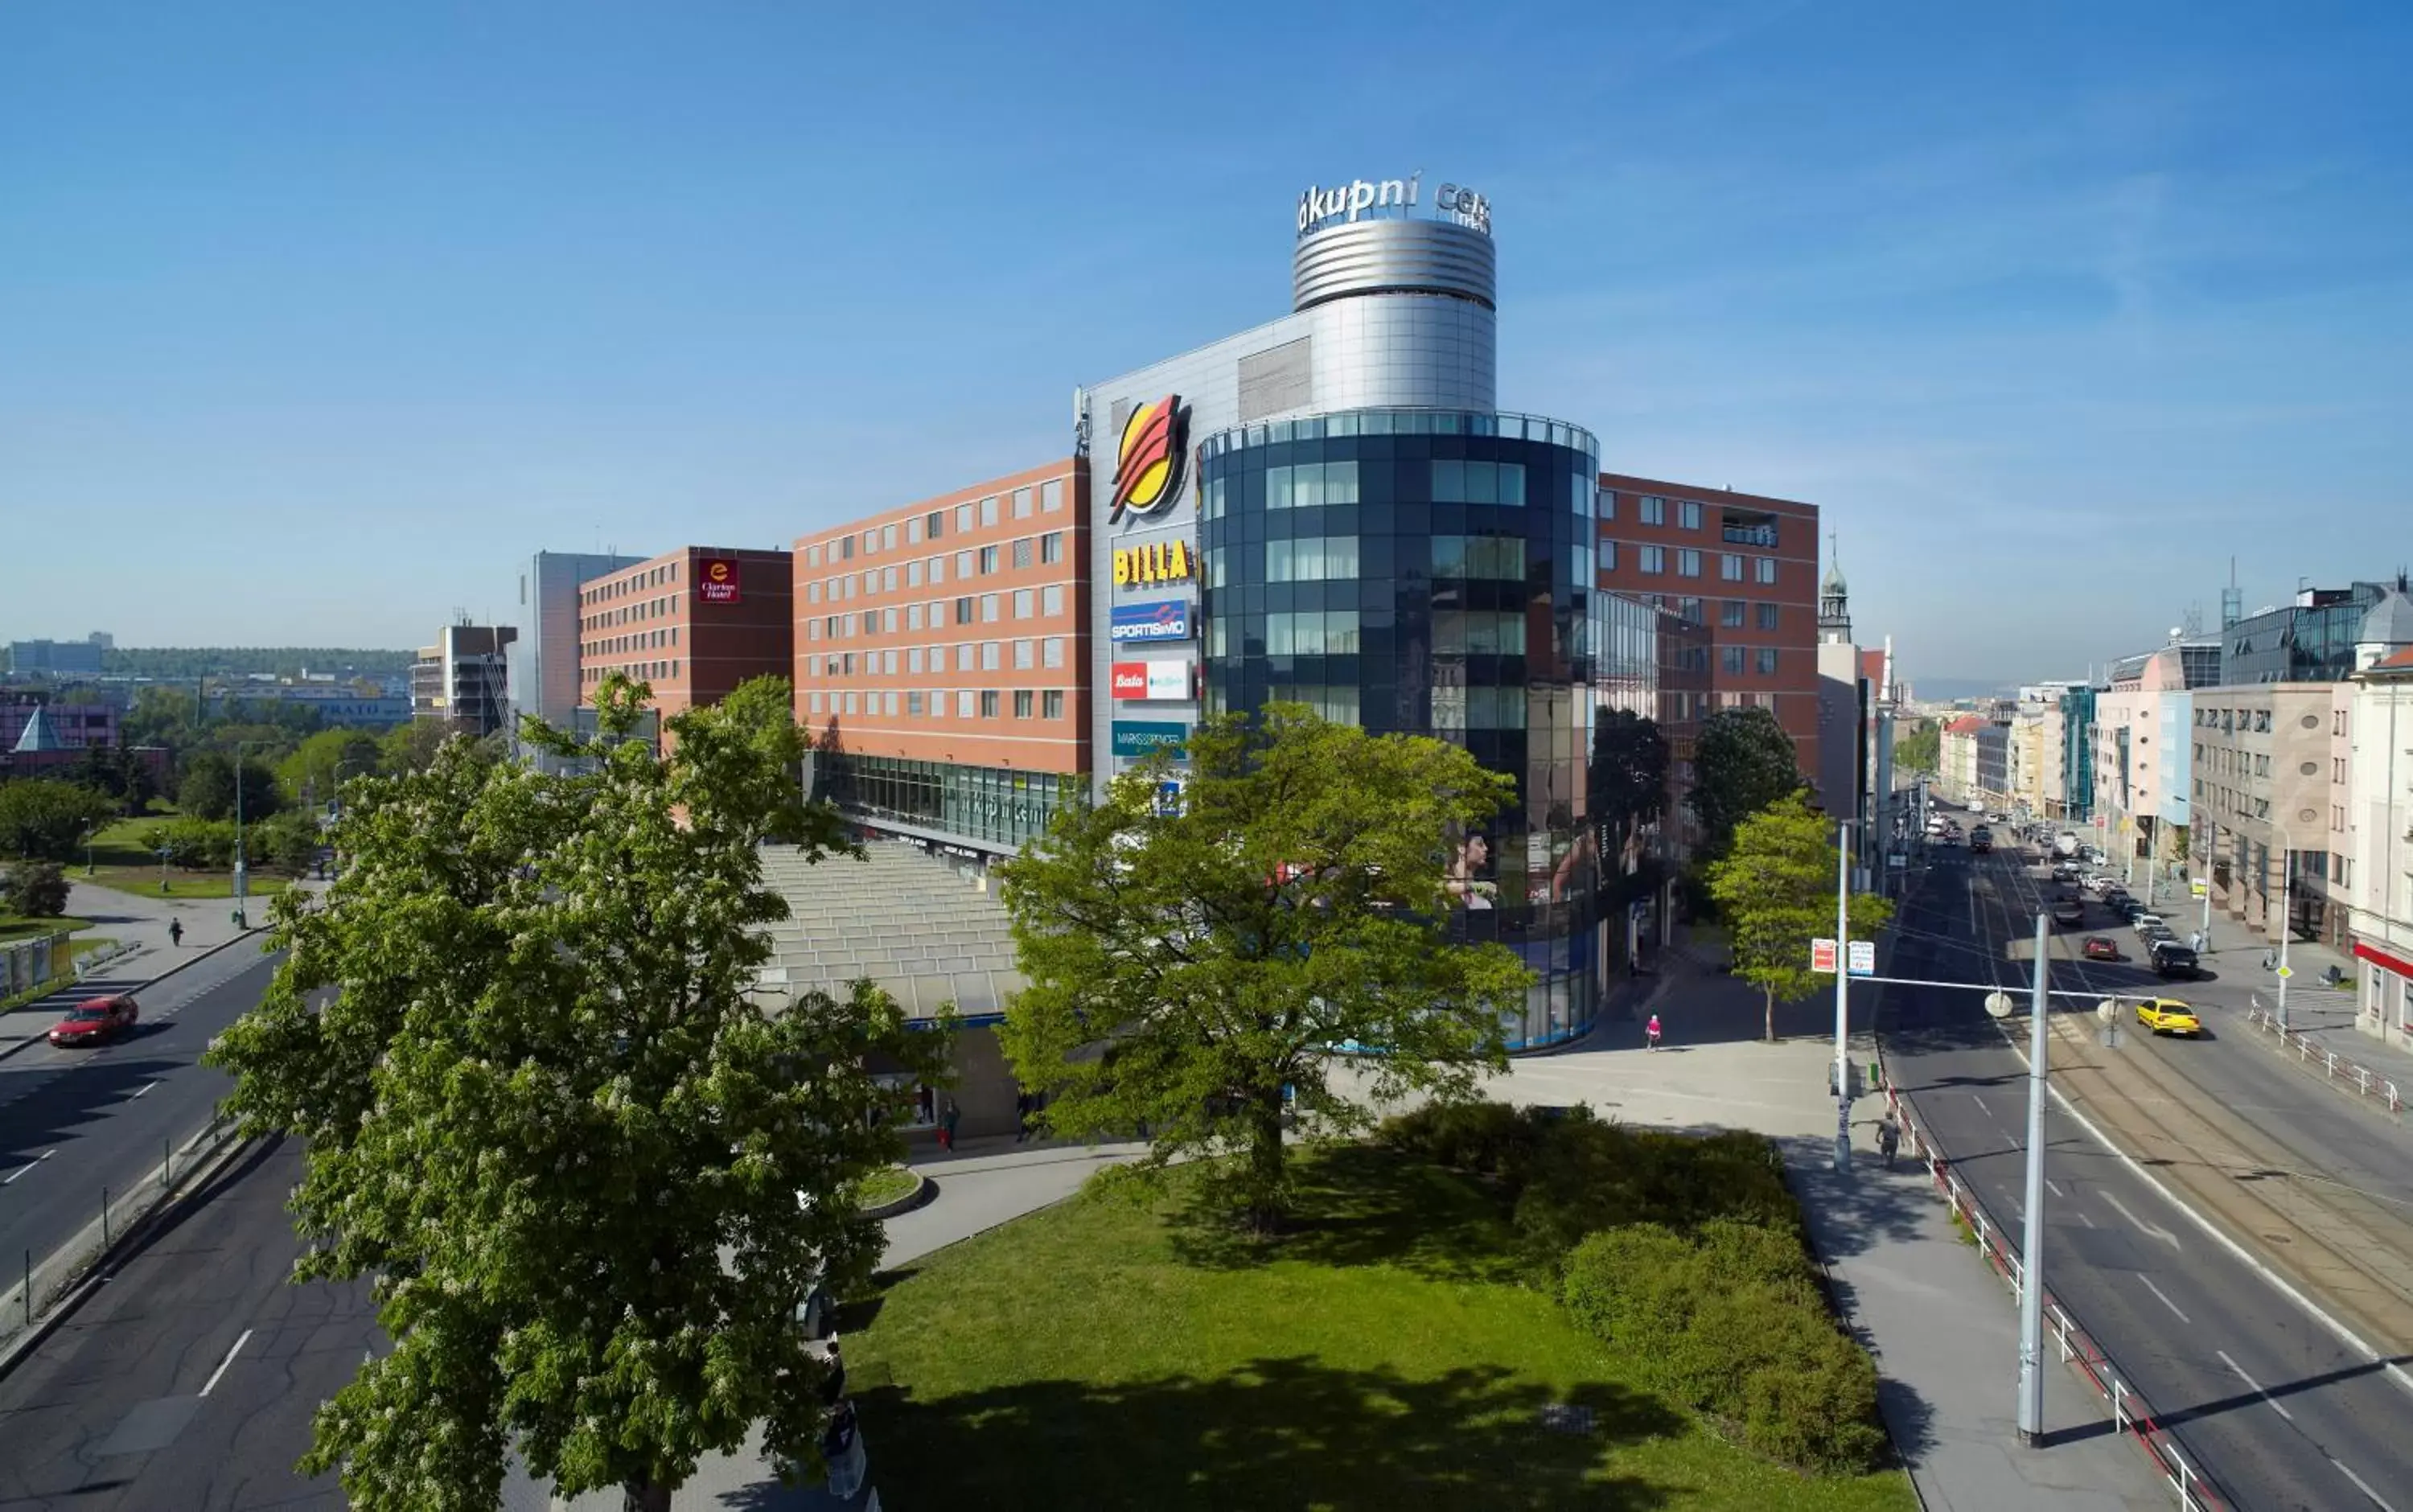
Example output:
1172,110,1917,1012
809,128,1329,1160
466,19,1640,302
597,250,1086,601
2082,873,2118,893
47,995,139,1047
1970,827,1994,854
2151,941,2201,979
2083,935,2122,961
2052,899,2086,927
2131,912,2168,935
2136,998,2203,1036
2051,862,2081,881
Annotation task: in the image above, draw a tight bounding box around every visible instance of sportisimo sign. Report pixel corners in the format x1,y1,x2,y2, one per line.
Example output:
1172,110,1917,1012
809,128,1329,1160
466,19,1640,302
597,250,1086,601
1109,599,1191,642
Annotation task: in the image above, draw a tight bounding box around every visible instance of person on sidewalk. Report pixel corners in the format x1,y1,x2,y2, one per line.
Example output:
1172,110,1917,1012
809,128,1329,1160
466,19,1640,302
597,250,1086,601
168,918,183,948
938,1096,960,1152
2189,930,2205,953
1645,1013,1663,1052
1877,1113,1901,1170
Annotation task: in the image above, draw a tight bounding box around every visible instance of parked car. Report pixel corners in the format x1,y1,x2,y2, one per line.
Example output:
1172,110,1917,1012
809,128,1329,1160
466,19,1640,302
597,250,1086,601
2131,912,2168,935
2052,899,2086,927
2151,942,2201,980
2051,862,2081,881
2136,998,2203,1036
47,995,139,1048
2082,935,2122,961
1970,828,1994,854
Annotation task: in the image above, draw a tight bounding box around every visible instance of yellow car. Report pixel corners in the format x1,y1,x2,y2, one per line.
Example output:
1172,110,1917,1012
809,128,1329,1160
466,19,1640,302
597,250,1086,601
2136,999,2202,1036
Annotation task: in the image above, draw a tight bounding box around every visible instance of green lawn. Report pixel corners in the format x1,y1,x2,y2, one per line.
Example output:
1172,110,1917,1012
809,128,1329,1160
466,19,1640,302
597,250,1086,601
80,815,298,901
844,1145,1915,1511
855,1165,920,1209
0,914,94,945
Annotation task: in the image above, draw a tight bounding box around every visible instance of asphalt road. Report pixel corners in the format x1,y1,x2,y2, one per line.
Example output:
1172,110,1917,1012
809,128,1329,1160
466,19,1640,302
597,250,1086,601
1883,833,2413,1511
0,944,278,1296
0,1137,373,1510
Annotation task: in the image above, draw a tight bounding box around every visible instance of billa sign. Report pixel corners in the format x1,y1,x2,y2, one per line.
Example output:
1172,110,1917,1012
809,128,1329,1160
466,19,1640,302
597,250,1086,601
1112,539,1193,587
1110,659,1192,701
697,557,742,605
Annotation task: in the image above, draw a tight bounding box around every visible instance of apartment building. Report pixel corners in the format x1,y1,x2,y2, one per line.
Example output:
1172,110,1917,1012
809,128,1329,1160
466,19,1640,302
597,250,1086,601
1596,477,1820,793
578,548,793,746
412,623,517,738
2348,623,2413,1051
2191,683,2353,946
791,459,1088,857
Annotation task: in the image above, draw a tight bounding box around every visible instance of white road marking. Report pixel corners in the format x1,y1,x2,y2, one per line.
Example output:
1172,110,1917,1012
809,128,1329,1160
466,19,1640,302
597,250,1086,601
2136,1274,2191,1323
133,1081,155,1099
2103,1191,2181,1247
2047,1179,2066,1198
2217,1349,2293,1422
3,1150,56,1185
2075,1210,2097,1228
2329,1455,2400,1512
199,1329,253,1398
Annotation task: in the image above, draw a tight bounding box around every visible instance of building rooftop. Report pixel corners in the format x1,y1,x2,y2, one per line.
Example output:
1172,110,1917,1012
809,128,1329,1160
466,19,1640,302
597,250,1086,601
755,840,1022,1020
10,705,66,753
2358,587,2413,651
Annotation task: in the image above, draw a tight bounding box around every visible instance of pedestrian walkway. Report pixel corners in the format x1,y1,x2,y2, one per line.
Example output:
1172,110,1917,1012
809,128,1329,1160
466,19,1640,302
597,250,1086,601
2192,890,2413,1087
0,881,288,1062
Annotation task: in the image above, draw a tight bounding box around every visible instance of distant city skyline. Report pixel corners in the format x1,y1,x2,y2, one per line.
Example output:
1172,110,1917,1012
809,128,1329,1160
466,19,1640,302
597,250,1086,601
4,2,2407,683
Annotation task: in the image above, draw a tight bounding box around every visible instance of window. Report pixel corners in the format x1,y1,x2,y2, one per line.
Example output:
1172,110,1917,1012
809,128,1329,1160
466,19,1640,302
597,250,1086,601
957,689,976,717
1721,646,1746,674
1757,647,1778,675
1679,499,1702,529
1013,690,1034,717
1427,459,1525,506
861,531,875,555
1677,597,1703,623
954,503,972,533
980,593,1001,622
808,692,824,713
1721,599,1746,627
882,566,898,591
980,690,1001,718
981,641,1001,671
1755,557,1777,585
1013,589,1034,618
805,545,821,568
957,643,976,672
955,549,972,579
908,647,924,673
1043,689,1064,719
906,517,922,545
1042,479,1064,512
1602,540,1617,572
1720,553,1743,581
807,581,821,604
1639,495,1666,525
1638,545,1665,575
882,524,897,550
955,596,974,625
929,555,946,585
1042,637,1066,668
906,560,923,588
980,545,1000,574
1013,487,1034,519
839,537,854,561
980,495,999,528
906,691,923,716
1757,602,1780,631
1013,537,1034,569
1676,549,1701,577
1013,639,1035,669
1040,532,1063,565
1042,583,1065,615
883,648,898,673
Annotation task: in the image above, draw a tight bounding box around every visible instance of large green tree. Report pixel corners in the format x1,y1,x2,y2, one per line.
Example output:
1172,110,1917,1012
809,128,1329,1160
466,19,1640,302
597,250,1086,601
177,750,283,823
0,779,116,862
1690,706,1806,861
997,704,1533,1231
277,726,385,806
208,675,949,1512
1707,793,1894,1042
1893,718,1940,774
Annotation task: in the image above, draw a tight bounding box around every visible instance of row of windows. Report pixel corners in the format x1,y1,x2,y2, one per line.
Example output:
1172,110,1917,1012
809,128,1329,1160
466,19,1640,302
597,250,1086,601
1716,647,1783,675
804,638,1071,677
586,659,678,684
1611,495,1785,550
804,687,1068,721
807,585,1068,640
1432,534,1526,581
584,592,679,632
1199,457,1576,521
585,626,680,659
800,481,1067,568
1608,542,1781,583
583,561,681,606
805,532,1065,604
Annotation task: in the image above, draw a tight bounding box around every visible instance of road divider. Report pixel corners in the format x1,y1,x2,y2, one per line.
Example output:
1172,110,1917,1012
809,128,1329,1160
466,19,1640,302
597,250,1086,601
2242,997,2403,1117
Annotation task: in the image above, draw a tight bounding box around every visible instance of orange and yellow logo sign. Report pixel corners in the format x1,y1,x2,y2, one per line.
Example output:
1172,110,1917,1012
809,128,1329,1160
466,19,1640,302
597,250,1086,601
697,557,741,605
1111,395,1189,523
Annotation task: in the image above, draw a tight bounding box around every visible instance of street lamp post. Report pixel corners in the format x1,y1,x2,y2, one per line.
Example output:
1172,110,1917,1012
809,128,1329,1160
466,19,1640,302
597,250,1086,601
232,739,266,929
2276,844,2294,1033
2016,909,2050,1443
1831,821,1853,1173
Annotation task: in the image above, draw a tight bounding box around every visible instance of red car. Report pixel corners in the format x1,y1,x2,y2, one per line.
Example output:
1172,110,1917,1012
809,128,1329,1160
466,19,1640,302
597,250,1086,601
47,995,139,1047
2082,935,2121,962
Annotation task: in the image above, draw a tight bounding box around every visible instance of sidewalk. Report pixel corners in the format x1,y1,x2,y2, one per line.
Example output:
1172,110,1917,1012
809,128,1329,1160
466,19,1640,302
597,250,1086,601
0,880,290,1061
2189,888,2413,1087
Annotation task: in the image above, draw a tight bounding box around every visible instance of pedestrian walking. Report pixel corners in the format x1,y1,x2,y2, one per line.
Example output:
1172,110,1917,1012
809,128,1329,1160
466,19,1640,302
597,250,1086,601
2189,930,2205,953
938,1096,960,1152
819,1337,846,1409
167,918,183,948
1645,1013,1663,1052
1877,1113,1901,1170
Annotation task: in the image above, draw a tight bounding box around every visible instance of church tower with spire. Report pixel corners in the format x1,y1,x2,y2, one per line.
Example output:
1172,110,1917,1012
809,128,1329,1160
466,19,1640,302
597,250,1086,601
1818,530,1852,645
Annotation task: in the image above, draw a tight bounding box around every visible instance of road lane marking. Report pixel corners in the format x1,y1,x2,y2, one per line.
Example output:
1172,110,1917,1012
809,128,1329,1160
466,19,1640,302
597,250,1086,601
2136,1274,2191,1323
2075,1210,2097,1227
199,1329,253,1398
2102,1191,2181,1247
133,1081,156,1099
4,1149,57,1185
2047,1179,2066,1198
2329,1455,2400,1512
2216,1349,2293,1422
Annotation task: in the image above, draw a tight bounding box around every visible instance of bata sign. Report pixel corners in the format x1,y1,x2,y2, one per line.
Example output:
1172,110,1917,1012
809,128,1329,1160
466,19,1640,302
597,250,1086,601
1110,659,1192,701
1113,539,1194,587
697,558,741,604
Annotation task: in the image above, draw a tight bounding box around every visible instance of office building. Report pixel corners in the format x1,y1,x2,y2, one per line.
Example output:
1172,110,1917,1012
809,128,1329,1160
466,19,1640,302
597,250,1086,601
512,550,647,761
2346,598,2413,1050
579,547,793,744
2223,582,2397,684
1596,475,1820,788
0,695,117,752
6,638,106,678
412,622,518,738
791,462,1087,857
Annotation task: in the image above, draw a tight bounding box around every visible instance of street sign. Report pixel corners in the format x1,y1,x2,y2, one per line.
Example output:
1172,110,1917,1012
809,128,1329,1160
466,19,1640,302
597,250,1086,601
2275,965,2293,980
1811,938,1840,973
1848,940,1876,977
2191,878,2208,898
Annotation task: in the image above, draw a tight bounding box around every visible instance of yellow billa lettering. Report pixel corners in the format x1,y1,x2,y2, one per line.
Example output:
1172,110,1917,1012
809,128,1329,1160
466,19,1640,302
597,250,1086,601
1114,550,1133,586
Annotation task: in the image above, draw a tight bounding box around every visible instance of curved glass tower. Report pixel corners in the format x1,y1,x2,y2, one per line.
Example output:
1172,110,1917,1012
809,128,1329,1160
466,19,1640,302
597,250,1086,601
1196,408,1602,1049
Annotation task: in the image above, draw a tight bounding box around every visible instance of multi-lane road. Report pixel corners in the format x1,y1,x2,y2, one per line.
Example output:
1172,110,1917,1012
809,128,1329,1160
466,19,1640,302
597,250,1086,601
1885,828,2413,1511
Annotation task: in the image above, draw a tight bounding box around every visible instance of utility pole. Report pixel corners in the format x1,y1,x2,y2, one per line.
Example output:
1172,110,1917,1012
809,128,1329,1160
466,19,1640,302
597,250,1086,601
2275,846,2292,1032
2016,909,2049,1444
1832,820,1853,1174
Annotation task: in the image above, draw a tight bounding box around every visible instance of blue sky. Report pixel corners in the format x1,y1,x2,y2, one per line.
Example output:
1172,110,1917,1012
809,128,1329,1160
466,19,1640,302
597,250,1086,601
3,2,2407,685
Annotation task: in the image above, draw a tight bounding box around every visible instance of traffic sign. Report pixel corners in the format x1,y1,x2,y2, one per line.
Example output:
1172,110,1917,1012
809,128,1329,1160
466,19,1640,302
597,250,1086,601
2191,878,2208,898
2275,965,2293,980
1848,940,1877,977
1811,938,1839,973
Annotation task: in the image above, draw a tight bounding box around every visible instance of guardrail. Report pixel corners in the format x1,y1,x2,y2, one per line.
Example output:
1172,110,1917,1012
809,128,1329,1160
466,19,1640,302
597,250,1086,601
1876,1074,2229,1512
2242,996,2404,1116
72,939,139,980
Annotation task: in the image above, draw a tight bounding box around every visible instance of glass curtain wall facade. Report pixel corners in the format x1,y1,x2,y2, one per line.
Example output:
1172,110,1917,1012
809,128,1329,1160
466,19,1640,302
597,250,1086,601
813,751,1083,853
1197,408,1601,1050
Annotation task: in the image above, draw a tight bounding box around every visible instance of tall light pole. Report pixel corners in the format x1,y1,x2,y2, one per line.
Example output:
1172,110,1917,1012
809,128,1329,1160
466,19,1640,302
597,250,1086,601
2275,842,2294,1032
1831,820,1854,1173
2016,908,2051,1443
232,738,266,929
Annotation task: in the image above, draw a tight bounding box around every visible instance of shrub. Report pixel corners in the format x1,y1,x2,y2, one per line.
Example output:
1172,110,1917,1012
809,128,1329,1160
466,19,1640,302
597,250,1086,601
4,861,71,918
1376,1099,1552,1188
154,816,237,869
1739,1315,1887,1473
1560,1223,1699,1350
1514,1123,1796,1266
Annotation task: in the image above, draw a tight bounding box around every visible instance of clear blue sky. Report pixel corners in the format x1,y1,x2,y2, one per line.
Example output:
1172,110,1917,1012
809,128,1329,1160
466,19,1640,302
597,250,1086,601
5,2,2407,685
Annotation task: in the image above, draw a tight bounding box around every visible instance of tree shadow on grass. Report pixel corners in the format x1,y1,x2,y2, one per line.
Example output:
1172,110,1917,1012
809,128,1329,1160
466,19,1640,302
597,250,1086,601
1161,1144,1524,1286
848,1354,1690,1511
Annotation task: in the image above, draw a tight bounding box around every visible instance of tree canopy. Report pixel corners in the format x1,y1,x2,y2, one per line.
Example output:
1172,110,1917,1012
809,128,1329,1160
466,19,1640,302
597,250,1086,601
208,674,948,1512
997,704,1533,1231
1706,793,1894,1042
0,779,116,862
1690,707,1806,861
1893,718,1940,774
176,749,284,822
1589,709,1671,869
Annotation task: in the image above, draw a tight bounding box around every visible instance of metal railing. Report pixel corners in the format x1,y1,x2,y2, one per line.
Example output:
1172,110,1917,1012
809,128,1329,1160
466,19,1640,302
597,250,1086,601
2242,996,2405,1116
1875,1073,2228,1511
0,1112,243,1354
